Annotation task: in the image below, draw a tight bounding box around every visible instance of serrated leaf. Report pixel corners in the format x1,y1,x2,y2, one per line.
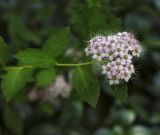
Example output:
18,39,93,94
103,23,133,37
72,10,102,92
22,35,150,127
16,49,55,68
43,27,71,58
73,66,100,107
2,67,33,101
36,69,56,88
111,83,128,103
0,37,9,65
3,105,23,135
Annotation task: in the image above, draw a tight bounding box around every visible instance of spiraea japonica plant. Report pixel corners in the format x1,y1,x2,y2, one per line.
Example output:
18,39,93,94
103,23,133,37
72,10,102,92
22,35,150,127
0,27,142,107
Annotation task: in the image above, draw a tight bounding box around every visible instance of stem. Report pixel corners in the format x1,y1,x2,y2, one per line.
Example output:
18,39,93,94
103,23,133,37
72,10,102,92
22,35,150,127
0,61,108,70
55,60,108,67
4,65,33,70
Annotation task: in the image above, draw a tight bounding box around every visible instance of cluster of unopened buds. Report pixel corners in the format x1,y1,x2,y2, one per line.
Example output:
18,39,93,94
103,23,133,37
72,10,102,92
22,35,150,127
85,32,142,85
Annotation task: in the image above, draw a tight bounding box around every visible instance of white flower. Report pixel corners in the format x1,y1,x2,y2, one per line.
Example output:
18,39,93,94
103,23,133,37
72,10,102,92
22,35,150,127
109,80,120,85
124,74,130,82
92,54,103,61
85,32,141,85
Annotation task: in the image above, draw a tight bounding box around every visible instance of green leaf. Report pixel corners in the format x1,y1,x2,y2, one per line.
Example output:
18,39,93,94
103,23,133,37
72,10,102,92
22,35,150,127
73,66,100,107
0,37,9,65
16,49,55,68
43,27,71,58
111,83,128,103
2,67,33,101
8,14,40,44
3,105,23,135
36,69,56,88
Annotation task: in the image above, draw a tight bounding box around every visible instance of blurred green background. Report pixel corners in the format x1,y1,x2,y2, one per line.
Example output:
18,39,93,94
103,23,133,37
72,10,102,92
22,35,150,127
0,0,160,135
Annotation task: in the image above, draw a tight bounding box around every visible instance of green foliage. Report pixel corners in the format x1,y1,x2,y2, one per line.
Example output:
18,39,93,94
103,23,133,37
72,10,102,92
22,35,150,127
43,27,71,58
16,49,55,68
35,69,56,88
3,105,23,135
2,67,33,101
0,2,124,106
73,66,100,107
8,14,40,45
0,0,158,134
112,83,128,103
0,37,9,65
67,0,122,39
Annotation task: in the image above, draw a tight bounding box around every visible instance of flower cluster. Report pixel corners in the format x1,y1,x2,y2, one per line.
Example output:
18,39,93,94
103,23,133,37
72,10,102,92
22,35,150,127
29,75,72,103
85,32,141,85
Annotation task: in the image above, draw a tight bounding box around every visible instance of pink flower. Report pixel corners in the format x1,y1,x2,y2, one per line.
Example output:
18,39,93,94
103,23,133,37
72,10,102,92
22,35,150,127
85,32,142,85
